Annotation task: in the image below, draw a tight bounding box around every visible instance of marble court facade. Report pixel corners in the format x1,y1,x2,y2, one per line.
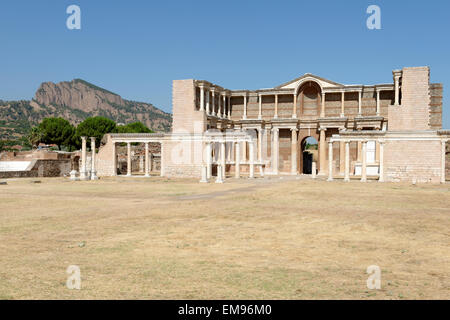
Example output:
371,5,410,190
95,66,449,183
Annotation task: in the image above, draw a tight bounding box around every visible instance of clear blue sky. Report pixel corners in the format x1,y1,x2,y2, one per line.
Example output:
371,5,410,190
1,0,449,127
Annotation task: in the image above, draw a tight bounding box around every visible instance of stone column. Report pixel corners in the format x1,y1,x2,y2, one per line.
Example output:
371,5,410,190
222,94,226,118
441,140,447,184
358,90,362,116
320,92,326,117
318,128,326,175
339,141,345,175
112,142,117,176
221,141,226,179
291,128,298,175
211,89,216,116
393,70,401,106
249,140,255,178
90,137,98,180
361,141,367,182
199,85,205,111
206,90,210,115
258,94,262,120
243,94,247,120
274,94,278,119
80,136,87,180
235,141,240,178
218,92,221,118
127,142,132,176
379,140,385,182
206,142,212,179
227,95,231,119
344,140,350,182
272,128,279,174
292,93,297,118
376,89,381,116
257,128,263,162
327,141,333,181
160,143,165,177
340,91,345,117
145,142,150,177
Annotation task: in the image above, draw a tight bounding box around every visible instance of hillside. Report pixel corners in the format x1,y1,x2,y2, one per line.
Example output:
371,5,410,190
0,79,172,140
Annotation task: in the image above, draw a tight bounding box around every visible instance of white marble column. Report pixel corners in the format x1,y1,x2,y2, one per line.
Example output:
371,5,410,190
145,142,150,177
318,128,326,175
441,140,447,184
340,91,345,117
206,90,210,115
327,141,333,181
218,92,222,118
112,142,117,176
258,94,262,120
379,140,385,182
80,136,87,180
221,141,226,178
222,94,226,118
199,85,205,111
321,92,326,118
160,143,165,177
358,90,362,116
126,142,132,176
211,89,216,116
235,141,240,178
206,142,212,179
227,95,231,119
393,71,401,106
274,94,278,119
344,140,350,182
272,128,279,174
90,137,98,180
361,141,367,182
249,141,255,179
257,128,263,162
291,128,298,175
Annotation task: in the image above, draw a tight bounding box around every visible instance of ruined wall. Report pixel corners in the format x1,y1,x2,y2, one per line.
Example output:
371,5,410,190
388,67,431,131
172,80,206,134
162,140,203,178
0,159,71,178
384,140,442,183
429,83,443,130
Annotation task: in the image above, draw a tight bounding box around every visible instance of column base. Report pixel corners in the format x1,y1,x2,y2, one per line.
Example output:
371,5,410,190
344,178,350,182
327,178,333,182
361,178,367,182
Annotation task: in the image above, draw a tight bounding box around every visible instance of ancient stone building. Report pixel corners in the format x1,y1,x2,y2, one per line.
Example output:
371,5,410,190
94,66,448,183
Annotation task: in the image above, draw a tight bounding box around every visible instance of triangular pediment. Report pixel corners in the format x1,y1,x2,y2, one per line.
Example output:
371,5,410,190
275,73,343,89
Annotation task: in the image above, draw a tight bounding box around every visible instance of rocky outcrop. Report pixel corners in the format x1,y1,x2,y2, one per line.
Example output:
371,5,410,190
33,79,172,131
0,79,172,140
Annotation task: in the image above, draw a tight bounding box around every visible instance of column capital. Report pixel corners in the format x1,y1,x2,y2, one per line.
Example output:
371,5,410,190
318,127,327,132
290,127,299,132
81,136,87,140
90,137,96,142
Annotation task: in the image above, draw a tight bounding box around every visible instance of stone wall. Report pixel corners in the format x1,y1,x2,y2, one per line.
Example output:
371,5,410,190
162,140,203,178
384,139,442,183
172,80,206,134
429,83,443,130
388,67,431,131
0,159,71,178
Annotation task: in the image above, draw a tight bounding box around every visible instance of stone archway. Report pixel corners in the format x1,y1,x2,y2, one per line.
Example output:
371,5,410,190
297,81,322,117
300,136,318,174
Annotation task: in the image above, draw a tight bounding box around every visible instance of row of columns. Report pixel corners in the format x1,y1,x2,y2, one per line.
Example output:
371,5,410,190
122,142,156,177
327,140,385,182
80,136,98,181
205,140,256,180
199,85,231,119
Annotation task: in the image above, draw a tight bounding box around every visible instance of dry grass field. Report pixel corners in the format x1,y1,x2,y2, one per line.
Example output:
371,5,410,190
0,176,449,300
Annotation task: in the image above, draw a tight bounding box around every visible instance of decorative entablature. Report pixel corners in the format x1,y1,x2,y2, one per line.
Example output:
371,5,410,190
269,118,299,130
318,117,348,131
353,116,384,131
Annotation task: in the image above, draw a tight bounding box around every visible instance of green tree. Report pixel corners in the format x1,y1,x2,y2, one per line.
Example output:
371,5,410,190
38,117,75,150
116,121,153,134
75,116,117,148
27,126,44,149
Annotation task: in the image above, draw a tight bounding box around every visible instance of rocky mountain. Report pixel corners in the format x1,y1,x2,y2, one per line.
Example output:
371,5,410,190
0,79,172,140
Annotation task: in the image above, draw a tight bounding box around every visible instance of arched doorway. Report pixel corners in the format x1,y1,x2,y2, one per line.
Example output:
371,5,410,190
297,81,322,117
301,136,318,174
